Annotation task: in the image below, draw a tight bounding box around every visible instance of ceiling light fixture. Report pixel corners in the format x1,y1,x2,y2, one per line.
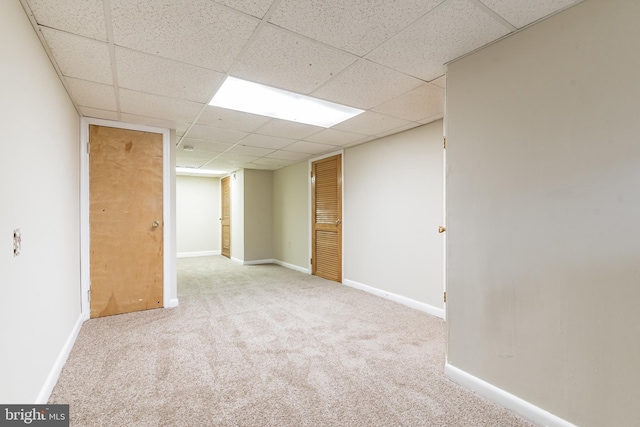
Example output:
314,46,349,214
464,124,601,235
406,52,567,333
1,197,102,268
176,167,227,176
210,76,364,128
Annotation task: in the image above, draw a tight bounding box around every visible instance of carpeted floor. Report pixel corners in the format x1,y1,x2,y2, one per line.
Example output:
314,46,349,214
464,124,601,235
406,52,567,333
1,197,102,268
49,256,534,426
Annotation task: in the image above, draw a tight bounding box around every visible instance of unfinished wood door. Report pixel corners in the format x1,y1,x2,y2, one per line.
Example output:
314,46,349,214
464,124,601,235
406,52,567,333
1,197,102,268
221,175,231,258
312,154,342,282
89,125,163,318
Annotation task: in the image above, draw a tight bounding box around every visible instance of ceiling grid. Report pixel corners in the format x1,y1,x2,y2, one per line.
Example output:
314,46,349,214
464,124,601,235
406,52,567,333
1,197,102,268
19,0,583,174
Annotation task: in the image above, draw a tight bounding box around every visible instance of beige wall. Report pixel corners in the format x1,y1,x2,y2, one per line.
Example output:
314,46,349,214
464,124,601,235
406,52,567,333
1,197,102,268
0,1,81,402
344,122,444,310
176,176,220,255
244,169,274,261
446,1,640,425
273,161,310,270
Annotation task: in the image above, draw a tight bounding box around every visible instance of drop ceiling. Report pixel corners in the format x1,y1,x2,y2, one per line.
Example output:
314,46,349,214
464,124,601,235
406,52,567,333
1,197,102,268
20,0,582,174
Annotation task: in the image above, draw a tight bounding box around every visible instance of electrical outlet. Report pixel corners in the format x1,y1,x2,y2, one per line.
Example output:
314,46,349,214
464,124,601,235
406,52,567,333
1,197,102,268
13,228,21,257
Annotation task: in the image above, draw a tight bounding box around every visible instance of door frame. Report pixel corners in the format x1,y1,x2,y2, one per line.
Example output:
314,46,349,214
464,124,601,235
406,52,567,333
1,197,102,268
308,150,344,281
80,117,176,320
220,175,231,258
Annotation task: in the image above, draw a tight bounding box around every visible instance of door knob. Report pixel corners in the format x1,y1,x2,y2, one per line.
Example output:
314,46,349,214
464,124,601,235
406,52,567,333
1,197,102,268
335,219,342,225
438,226,446,233
152,221,160,228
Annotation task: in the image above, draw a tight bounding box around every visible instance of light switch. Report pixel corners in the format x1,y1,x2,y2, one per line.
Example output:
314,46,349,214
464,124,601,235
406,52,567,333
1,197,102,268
13,228,21,257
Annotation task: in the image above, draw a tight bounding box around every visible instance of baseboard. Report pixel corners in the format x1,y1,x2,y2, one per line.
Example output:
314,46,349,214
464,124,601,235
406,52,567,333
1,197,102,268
176,250,220,258
231,257,243,264
444,364,577,427
167,298,179,308
273,259,310,274
36,313,85,404
343,279,445,319
243,258,275,265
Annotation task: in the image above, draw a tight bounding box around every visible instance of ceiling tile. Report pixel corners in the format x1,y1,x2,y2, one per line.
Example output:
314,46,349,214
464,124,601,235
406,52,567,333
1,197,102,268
332,111,413,136
40,28,112,84
226,145,275,157
66,78,116,111
269,0,445,56
120,113,178,130
284,141,336,155
197,106,270,132
230,24,357,94
480,0,582,28
111,0,260,72
185,124,248,143
311,60,423,110
176,157,208,168
215,153,261,164
252,157,296,168
266,150,310,161
79,106,119,121
115,48,225,103
202,158,243,168
255,119,324,140
431,75,446,89
212,0,275,18
119,89,203,123
177,148,223,160
305,128,366,146
419,113,444,125
244,162,276,170
177,123,192,136
367,0,511,81
372,84,444,122
26,0,107,41
239,134,296,150
180,138,234,153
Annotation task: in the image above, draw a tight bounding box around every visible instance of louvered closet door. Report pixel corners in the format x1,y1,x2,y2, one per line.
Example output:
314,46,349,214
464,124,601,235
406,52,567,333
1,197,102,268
312,154,342,282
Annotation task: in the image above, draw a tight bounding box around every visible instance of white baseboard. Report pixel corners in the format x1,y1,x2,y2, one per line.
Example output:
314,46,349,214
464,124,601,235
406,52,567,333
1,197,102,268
444,364,577,427
243,258,275,265
273,259,310,274
167,298,179,308
36,313,85,404
343,279,445,319
176,250,220,258
231,257,243,264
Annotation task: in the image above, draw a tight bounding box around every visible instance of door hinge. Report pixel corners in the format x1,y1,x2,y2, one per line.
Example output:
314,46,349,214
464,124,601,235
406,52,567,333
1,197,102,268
443,291,447,303
443,137,446,150
87,289,91,303
86,142,90,154
310,258,313,265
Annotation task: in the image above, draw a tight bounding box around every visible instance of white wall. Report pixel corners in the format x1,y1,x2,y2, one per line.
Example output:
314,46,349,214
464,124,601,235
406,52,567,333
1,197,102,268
0,1,81,403
244,169,273,261
446,1,640,425
273,161,310,270
176,176,220,256
344,122,444,314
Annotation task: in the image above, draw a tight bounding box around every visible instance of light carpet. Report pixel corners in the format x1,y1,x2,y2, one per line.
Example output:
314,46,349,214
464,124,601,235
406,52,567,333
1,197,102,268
49,256,534,427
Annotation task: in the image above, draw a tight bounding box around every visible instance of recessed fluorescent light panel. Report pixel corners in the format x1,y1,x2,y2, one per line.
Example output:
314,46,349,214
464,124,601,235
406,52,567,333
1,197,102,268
176,167,227,176
210,77,364,128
